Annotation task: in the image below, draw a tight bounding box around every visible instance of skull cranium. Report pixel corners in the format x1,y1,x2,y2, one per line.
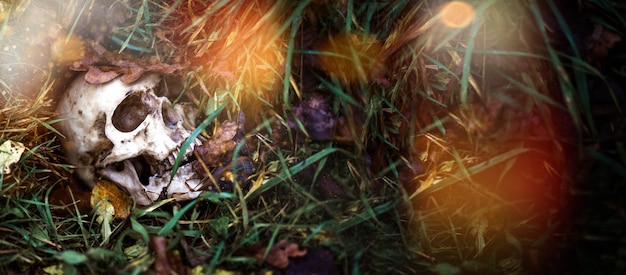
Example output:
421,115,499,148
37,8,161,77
56,73,203,205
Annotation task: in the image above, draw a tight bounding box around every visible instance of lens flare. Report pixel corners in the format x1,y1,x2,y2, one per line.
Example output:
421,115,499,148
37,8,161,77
51,35,86,65
316,33,383,84
209,17,285,93
172,1,286,113
438,1,476,29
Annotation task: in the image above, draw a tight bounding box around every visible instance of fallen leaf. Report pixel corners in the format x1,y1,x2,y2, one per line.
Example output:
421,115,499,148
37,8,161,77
193,120,243,172
192,117,255,193
84,67,121,84
120,66,146,84
0,140,25,174
288,92,337,141
256,240,307,269
147,62,183,74
89,40,108,55
43,264,64,275
91,179,132,220
150,236,189,275
91,179,132,243
67,39,183,84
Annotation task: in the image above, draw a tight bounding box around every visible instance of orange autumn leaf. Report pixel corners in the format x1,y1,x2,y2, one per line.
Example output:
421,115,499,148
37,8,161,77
91,179,132,220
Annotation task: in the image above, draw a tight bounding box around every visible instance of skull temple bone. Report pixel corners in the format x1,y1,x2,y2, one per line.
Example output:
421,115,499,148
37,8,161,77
56,73,203,205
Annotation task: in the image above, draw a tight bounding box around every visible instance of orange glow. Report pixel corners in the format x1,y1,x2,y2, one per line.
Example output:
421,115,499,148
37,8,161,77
50,35,86,65
186,3,286,100
438,1,476,29
316,33,383,84
213,18,285,93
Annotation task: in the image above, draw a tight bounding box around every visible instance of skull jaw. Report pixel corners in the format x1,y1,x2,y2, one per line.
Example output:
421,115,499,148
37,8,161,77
101,159,203,206
147,164,203,202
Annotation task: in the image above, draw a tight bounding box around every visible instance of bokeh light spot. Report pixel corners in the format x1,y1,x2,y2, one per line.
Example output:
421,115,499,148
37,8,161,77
317,33,383,84
438,1,476,29
51,35,86,65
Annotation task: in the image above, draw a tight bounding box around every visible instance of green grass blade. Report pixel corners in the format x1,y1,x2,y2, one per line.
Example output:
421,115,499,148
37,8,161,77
546,0,594,136
245,147,338,200
206,241,225,273
333,200,397,232
529,0,583,134
168,102,227,186
157,199,199,236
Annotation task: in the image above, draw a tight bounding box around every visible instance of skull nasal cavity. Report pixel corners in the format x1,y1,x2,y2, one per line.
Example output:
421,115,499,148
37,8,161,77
112,92,148,132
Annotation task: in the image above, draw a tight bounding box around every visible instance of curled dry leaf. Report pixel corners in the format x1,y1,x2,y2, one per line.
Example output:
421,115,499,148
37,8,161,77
288,92,337,141
69,39,182,84
288,92,365,144
193,120,242,172
150,236,189,275
119,67,146,84
84,67,121,84
192,118,255,192
256,240,308,269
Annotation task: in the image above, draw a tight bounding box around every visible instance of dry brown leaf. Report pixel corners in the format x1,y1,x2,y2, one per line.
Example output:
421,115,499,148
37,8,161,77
120,67,146,84
84,67,121,84
288,92,337,141
150,236,189,275
68,40,183,84
147,62,183,75
193,121,242,172
256,240,308,269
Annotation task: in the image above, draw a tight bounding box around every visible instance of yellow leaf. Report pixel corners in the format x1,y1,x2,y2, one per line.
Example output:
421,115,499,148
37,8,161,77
91,179,132,220
43,264,64,275
410,170,436,199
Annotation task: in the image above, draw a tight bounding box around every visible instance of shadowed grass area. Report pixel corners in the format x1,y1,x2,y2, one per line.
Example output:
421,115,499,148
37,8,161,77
1,0,625,274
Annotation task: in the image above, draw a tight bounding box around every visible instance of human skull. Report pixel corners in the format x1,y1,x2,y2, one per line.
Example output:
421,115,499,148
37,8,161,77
56,73,203,205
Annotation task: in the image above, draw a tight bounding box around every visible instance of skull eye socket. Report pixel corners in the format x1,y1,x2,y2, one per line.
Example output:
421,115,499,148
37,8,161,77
112,92,148,132
162,101,183,129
